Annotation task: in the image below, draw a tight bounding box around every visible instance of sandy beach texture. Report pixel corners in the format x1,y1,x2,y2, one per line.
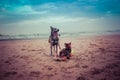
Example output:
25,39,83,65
0,35,120,80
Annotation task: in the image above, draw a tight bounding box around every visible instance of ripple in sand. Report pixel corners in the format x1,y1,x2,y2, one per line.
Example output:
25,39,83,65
82,65,88,68
105,62,120,69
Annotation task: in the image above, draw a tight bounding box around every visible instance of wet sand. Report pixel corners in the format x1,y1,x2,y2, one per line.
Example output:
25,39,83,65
0,35,120,80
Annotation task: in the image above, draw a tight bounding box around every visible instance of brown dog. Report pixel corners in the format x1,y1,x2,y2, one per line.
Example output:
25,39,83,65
59,42,72,60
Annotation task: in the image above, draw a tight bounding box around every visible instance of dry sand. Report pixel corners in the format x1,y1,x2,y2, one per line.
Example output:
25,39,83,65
0,35,120,80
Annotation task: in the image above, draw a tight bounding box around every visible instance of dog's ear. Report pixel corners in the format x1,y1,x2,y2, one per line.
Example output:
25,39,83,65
64,43,67,45
50,26,54,33
50,26,53,30
57,29,59,32
69,42,71,45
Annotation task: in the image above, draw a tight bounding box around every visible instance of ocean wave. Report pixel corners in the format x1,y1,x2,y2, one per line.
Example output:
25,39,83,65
0,30,120,40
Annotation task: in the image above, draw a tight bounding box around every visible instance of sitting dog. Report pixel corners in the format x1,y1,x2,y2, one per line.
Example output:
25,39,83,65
59,42,72,60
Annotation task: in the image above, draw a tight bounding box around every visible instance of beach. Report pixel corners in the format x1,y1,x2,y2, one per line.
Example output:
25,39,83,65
0,35,120,80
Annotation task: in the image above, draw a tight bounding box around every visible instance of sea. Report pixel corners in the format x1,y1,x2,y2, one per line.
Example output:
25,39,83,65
0,30,120,40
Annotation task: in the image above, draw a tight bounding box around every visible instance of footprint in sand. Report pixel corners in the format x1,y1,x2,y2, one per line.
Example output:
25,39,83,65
76,76,87,80
113,70,120,77
4,60,11,65
48,67,53,70
98,48,105,52
89,68,103,75
12,55,20,58
114,54,120,59
100,78,107,80
61,67,73,74
4,71,17,77
21,48,26,51
20,56,29,59
105,63,119,69
29,71,42,77
82,65,88,68
89,43,97,47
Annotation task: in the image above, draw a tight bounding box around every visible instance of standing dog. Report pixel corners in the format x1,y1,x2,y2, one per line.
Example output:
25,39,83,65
48,26,61,56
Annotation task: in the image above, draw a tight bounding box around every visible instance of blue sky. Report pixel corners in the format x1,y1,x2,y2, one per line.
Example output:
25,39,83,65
0,0,120,35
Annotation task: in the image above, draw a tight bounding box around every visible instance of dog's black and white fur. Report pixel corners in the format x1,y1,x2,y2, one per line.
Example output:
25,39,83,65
48,26,61,56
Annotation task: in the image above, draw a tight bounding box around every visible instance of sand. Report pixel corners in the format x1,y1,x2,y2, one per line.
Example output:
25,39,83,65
0,35,120,80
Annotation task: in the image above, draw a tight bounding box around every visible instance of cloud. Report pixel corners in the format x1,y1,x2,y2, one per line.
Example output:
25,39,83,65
38,3,58,9
14,5,49,15
0,4,50,25
84,5,95,10
1,14,120,34
0,0,120,34
0,7,8,12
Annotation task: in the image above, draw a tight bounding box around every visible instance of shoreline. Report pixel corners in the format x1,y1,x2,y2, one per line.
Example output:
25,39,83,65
0,34,120,41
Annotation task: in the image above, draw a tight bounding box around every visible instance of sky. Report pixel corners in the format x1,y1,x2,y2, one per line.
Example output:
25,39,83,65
0,0,120,35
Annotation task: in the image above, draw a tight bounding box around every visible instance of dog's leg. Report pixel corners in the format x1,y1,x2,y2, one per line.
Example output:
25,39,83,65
50,44,52,56
56,45,58,57
53,46,56,56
